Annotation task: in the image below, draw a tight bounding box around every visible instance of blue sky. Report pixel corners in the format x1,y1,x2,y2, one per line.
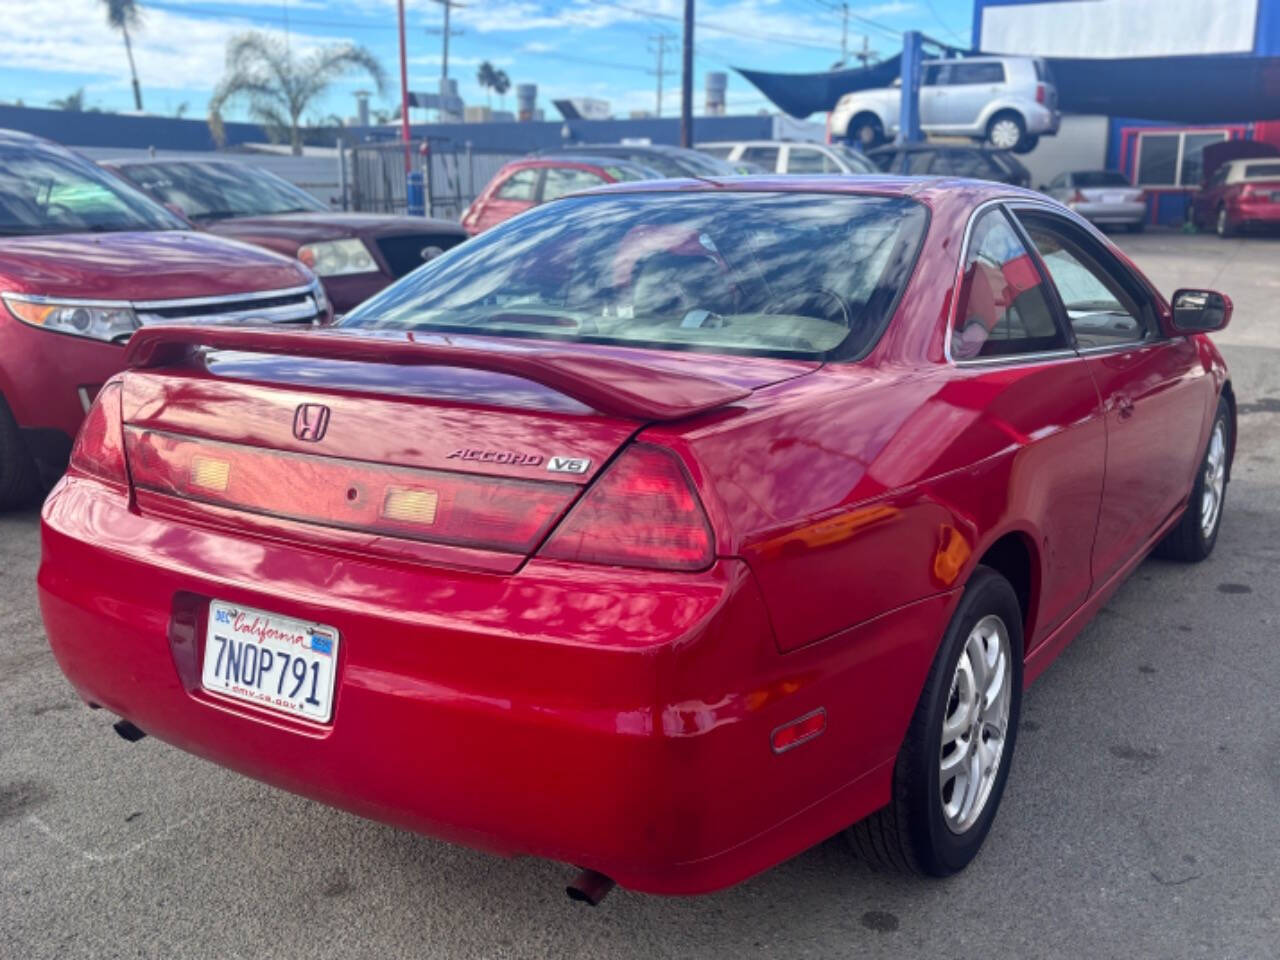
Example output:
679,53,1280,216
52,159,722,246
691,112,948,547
0,0,975,122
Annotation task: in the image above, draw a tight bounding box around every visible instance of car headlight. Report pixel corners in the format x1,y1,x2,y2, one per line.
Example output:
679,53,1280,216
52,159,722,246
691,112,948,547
297,239,379,277
3,294,138,342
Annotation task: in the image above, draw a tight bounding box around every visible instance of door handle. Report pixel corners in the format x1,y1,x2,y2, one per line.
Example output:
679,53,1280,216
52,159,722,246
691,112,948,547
1116,394,1136,419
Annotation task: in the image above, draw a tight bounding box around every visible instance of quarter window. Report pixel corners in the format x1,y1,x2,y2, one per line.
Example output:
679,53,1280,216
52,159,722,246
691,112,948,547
495,169,539,201
1015,212,1148,348
954,208,1065,360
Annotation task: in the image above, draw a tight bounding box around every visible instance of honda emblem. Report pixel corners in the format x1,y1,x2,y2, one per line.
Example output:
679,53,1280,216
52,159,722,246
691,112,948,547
293,404,331,442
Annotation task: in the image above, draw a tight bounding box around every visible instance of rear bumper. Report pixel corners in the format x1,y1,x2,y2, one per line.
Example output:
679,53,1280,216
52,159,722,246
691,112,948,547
1228,197,1280,226
1070,201,1146,224
1024,105,1060,136
38,477,950,894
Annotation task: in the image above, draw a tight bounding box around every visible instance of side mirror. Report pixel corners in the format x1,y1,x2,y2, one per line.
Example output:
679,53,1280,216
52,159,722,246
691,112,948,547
1170,288,1232,333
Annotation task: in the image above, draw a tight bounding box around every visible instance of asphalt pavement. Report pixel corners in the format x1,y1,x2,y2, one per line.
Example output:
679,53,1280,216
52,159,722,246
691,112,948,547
2,232,1278,960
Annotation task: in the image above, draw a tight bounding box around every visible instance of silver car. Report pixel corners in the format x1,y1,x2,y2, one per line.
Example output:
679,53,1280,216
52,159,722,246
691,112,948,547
829,55,1060,154
697,140,878,175
1043,170,1147,232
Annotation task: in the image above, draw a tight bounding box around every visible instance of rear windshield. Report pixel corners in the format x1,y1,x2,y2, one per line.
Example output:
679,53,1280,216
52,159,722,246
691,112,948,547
341,192,927,361
0,143,185,236
1243,162,1280,179
118,161,327,222
1072,170,1131,187
1034,58,1055,83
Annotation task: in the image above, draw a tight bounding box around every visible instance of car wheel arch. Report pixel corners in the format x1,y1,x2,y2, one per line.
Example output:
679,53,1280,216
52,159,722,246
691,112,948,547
1220,380,1237,482
967,529,1040,645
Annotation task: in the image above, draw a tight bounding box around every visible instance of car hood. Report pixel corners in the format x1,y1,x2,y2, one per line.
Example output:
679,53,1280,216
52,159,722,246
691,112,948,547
0,230,312,301
206,212,467,245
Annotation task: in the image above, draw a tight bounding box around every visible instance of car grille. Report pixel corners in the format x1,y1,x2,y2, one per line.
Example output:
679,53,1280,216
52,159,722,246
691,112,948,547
134,284,324,327
376,234,465,279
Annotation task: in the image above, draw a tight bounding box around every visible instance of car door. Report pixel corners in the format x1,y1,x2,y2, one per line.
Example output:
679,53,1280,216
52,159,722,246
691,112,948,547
940,61,1006,132
949,205,1106,639
919,62,950,128
1011,206,1213,585
475,167,540,232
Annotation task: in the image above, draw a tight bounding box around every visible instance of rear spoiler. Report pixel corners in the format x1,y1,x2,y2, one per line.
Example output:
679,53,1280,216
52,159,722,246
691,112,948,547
123,325,751,422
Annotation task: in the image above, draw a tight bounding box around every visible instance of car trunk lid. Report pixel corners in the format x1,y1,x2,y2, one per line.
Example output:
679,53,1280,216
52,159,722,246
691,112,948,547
119,325,813,571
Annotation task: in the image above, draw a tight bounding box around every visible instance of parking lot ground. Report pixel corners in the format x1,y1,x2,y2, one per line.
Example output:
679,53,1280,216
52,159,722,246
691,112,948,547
2,233,1278,960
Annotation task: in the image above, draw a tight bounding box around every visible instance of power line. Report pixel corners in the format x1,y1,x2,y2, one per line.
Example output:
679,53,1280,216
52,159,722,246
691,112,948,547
591,0,851,53
646,33,676,118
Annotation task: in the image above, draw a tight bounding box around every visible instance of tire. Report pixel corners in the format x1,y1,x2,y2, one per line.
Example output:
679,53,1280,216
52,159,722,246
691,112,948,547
1154,397,1231,562
847,114,885,151
847,566,1023,876
1012,133,1039,155
1216,206,1236,238
986,112,1025,151
0,394,39,511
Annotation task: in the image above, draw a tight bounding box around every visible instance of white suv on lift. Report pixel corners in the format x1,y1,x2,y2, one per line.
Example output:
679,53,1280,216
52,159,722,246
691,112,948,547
829,55,1059,155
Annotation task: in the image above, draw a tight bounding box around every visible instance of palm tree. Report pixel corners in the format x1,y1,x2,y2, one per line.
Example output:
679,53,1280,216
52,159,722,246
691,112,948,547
476,60,499,108
492,68,511,111
49,89,88,112
102,0,144,112
208,32,386,156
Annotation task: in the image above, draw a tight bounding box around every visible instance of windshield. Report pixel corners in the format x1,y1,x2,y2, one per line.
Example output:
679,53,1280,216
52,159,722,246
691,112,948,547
1073,170,1131,188
341,191,927,361
118,161,327,222
0,143,186,236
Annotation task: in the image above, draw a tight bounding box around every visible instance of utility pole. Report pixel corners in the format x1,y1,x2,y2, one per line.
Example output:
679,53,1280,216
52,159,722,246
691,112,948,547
427,0,465,121
647,33,675,117
840,2,849,67
680,0,693,147
397,0,411,172
854,35,879,69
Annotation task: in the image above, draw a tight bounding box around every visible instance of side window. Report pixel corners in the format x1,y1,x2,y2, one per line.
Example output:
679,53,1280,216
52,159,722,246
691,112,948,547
541,167,606,201
922,63,948,86
786,148,829,174
954,208,1065,359
1015,212,1149,349
740,146,780,170
906,151,934,175
494,169,539,201
951,62,1005,85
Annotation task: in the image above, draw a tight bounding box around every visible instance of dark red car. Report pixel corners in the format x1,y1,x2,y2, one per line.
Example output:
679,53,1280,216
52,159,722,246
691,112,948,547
0,131,327,509
40,176,1234,898
1189,140,1280,237
105,159,467,312
460,155,659,235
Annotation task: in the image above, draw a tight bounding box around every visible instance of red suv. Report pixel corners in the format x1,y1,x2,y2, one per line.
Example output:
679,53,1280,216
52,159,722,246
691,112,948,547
0,130,327,508
460,156,658,235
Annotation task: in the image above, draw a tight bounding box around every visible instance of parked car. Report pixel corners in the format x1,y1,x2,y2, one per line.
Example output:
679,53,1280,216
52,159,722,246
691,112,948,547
41,176,1234,900
460,156,659,235
1189,140,1280,237
868,143,1032,186
536,143,745,178
1042,170,1147,232
105,159,466,313
830,55,1060,153
698,139,878,175
0,130,327,508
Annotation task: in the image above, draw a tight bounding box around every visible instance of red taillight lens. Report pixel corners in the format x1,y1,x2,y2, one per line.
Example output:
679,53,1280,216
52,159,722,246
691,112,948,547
538,444,714,571
1035,83,1046,105
125,429,578,554
69,381,127,489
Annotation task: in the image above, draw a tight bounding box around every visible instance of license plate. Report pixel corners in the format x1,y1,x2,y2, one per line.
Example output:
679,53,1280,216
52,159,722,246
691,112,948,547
1103,193,1125,203
202,601,340,723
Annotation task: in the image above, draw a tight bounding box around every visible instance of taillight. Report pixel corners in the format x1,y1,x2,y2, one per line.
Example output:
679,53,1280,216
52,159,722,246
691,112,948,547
69,381,127,489
1035,83,1046,105
1068,190,1086,204
539,444,714,571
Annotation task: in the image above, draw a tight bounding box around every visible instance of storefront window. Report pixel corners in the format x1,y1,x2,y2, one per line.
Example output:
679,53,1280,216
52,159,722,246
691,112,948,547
1135,130,1228,187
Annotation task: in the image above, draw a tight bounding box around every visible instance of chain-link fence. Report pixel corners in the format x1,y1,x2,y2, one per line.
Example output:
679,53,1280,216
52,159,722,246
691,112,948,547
341,138,519,221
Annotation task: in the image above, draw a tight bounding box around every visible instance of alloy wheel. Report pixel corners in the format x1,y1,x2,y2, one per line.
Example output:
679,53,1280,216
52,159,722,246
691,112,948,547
939,614,1012,834
989,119,1021,150
1201,419,1227,538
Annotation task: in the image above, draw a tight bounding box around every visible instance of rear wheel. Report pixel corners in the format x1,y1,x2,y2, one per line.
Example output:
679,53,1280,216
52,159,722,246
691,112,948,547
0,395,39,511
1012,133,1039,155
1155,397,1231,562
847,566,1023,875
847,114,886,150
1216,205,1236,238
986,112,1025,151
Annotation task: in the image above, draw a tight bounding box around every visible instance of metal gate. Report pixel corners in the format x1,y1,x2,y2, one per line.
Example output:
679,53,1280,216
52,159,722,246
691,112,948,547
342,138,519,221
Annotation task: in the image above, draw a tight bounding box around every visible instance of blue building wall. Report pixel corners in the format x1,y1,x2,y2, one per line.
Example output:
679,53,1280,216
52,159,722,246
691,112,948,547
0,104,270,151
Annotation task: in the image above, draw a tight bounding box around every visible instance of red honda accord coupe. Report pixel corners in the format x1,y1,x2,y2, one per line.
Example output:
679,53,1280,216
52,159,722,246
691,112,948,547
39,176,1235,899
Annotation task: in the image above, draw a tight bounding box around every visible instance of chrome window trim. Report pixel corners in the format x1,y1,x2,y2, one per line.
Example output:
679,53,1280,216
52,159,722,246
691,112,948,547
945,195,1079,368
